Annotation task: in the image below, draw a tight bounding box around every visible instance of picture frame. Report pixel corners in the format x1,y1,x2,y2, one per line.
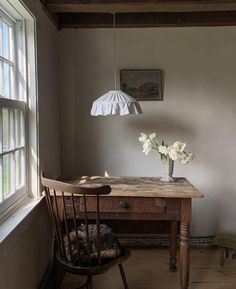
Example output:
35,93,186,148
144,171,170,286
120,69,163,101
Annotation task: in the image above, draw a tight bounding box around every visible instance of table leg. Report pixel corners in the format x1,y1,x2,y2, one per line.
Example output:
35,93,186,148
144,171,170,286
180,199,191,289
169,221,178,272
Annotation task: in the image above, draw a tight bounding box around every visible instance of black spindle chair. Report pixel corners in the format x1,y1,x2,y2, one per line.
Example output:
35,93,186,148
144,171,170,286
41,172,130,289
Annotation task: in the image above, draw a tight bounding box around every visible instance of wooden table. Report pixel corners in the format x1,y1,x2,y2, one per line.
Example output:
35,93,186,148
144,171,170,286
64,176,204,289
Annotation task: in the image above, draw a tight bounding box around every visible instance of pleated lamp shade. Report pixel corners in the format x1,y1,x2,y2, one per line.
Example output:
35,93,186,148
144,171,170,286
90,90,143,116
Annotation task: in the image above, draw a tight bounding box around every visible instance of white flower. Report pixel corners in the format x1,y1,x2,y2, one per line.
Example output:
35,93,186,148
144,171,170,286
149,133,156,140
158,145,169,156
139,133,147,143
142,139,152,156
173,141,186,153
180,153,194,164
138,132,194,165
168,146,180,161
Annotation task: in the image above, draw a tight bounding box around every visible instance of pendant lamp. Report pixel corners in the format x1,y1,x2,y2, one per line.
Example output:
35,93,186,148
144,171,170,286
90,13,142,116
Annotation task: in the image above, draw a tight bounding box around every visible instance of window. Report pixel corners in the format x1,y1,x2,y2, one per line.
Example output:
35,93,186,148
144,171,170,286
0,4,29,216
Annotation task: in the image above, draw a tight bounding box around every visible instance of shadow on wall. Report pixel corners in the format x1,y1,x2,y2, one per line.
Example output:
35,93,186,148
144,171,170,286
78,111,197,176
127,112,196,140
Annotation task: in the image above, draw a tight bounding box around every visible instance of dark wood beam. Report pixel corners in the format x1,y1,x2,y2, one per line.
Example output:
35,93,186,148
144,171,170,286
59,11,236,28
46,0,236,13
40,0,59,27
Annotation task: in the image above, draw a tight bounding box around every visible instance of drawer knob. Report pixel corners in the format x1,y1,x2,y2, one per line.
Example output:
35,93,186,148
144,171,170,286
119,200,129,209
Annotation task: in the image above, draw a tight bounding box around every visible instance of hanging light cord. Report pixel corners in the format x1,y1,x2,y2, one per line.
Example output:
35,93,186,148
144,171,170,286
113,12,117,90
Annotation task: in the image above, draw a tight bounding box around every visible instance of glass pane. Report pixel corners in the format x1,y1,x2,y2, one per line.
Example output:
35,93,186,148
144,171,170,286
14,149,25,190
0,157,2,203
9,26,14,62
2,108,10,151
0,18,2,57
10,65,14,98
2,21,10,60
20,149,25,186
0,61,3,96
3,153,11,197
15,150,19,188
20,110,25,146
3,62,10,98
15,109,24,147
15,109,20,147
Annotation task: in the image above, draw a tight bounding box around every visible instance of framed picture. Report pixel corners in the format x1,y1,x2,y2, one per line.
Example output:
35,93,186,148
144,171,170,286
120,69,163,101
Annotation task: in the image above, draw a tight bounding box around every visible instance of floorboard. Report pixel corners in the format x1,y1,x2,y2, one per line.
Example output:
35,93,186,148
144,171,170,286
61,249,236,289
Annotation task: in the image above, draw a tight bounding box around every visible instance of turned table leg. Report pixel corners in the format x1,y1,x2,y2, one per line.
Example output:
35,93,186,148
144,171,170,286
180,199,191,289
169,221,178,272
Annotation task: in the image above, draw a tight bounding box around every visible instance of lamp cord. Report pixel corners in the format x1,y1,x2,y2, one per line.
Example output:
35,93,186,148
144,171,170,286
113,13,117,90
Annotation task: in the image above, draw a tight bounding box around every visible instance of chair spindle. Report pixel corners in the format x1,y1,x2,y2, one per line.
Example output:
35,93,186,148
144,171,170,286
62,191,73,262
83,194,91,265
71,193,80,259
96,194,101,264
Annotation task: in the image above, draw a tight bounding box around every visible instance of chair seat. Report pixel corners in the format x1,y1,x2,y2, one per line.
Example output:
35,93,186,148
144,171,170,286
57,224,130,275
57,248,130,275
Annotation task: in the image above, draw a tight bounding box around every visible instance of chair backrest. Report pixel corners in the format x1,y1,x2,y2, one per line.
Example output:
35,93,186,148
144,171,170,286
41,172,111,266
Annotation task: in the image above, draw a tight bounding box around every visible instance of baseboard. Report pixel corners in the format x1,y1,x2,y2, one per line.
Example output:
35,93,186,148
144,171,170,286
118,234,215,248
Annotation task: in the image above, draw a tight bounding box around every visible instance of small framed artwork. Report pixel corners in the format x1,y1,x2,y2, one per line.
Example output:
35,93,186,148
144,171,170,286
120,69,163,101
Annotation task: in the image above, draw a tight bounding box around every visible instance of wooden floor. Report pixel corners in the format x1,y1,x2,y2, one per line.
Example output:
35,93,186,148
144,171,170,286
61,248,236,289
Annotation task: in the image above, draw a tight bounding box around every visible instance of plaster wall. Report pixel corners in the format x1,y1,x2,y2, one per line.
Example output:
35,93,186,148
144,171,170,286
59,27,236,236
0,200,52,289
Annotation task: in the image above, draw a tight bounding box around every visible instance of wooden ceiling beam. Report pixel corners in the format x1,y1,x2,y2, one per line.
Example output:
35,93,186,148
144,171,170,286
46,0,236,13
58,12,236,28
40,0,59,26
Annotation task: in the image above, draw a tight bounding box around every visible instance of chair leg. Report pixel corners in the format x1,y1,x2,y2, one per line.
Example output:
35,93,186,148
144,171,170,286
119,264,129,289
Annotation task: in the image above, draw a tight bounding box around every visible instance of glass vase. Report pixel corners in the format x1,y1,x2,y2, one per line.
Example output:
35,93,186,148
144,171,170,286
160,155,175,182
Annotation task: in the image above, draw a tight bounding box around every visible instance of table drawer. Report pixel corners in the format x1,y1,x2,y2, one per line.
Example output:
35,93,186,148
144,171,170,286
80,196,170,214
64,196,181,220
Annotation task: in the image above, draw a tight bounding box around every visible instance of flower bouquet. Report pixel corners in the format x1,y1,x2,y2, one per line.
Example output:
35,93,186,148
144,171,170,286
139,132,194,182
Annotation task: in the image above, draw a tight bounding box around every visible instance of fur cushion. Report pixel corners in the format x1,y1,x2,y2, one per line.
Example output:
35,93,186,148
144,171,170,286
63,224,122,266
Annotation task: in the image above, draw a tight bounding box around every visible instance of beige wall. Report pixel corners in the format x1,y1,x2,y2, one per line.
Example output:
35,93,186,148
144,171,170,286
59,27,236,236
0,200,52,289
0,1,60,289
28,1,61,178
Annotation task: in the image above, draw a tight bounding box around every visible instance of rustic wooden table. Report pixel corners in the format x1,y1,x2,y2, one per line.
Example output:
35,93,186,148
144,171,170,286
63,176,203,289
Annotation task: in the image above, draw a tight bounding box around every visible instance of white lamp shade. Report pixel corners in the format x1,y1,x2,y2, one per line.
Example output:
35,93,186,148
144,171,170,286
90,90,143,116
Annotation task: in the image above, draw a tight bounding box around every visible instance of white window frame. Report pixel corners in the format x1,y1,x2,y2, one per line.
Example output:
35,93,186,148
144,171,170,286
0,0,39,222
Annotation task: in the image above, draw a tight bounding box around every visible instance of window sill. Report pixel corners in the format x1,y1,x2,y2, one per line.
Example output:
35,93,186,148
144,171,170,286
0,196,45,262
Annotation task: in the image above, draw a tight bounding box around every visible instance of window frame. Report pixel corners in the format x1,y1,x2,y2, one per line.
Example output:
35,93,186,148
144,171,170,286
0,0,37,220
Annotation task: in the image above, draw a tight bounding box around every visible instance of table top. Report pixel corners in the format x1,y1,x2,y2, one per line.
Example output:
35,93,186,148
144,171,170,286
66,176,204,199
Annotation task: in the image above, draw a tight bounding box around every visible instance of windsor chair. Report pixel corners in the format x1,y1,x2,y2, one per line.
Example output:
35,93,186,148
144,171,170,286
41,173,130,289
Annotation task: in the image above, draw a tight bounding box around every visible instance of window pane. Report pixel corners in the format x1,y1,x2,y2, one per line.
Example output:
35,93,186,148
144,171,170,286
2,21,10,60
0,157,2,203
15,150,20,188
3,153,11,197
15,149,24,188
9,26,14,62
10,64,14,98
2,108,10,151
3,62,10,98
15,109,24,147
0,18,2,57
15,109,20,147
0,61,3,96
2,108,24,152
